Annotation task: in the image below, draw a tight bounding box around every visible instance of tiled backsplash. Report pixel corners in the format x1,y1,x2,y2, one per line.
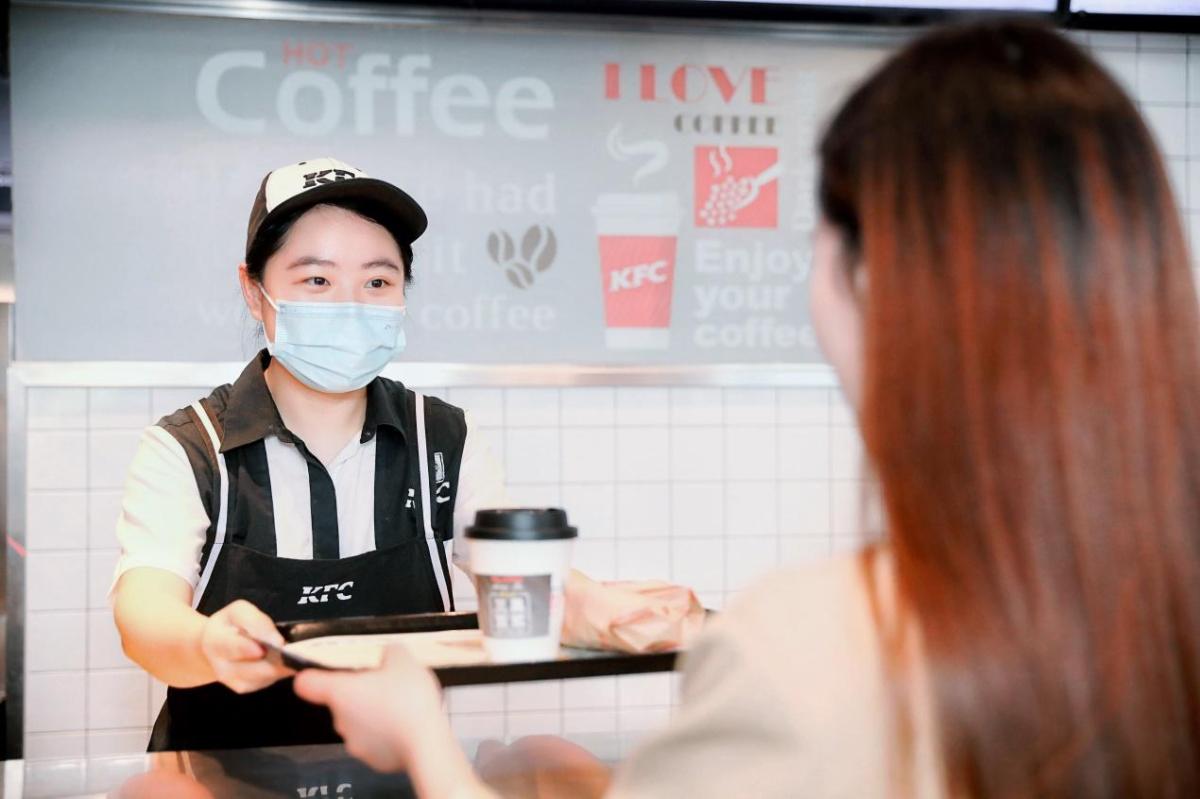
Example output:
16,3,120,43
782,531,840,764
16,29,1200,763
20,383,862,759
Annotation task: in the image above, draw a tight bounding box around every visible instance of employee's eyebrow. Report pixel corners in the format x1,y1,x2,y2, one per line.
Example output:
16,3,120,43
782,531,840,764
286,256,336,269
285,256,401,271
362,259,402,272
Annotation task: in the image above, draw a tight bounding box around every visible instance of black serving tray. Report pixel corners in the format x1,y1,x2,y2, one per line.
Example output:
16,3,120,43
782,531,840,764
278,611,481,642
274,612,682,686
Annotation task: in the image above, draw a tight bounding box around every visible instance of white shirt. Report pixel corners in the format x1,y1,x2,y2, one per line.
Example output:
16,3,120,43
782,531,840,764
110,410,505,604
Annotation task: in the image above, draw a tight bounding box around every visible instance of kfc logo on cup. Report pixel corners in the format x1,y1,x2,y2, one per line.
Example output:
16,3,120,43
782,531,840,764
593,194,681,350
695,145,781,229
609,259,670,292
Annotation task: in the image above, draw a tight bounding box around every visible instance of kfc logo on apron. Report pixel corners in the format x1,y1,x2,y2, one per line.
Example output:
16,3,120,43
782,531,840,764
298,581,355,604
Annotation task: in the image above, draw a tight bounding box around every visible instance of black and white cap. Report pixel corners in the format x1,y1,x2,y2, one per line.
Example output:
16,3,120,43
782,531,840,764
245,157,428,257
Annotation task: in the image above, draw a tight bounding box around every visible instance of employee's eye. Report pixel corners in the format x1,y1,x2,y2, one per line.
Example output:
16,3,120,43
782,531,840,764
305,276,330,287
366,278,390,289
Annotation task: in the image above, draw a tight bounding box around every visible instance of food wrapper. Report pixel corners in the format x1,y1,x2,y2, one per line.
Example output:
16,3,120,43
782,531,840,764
561,570,705,654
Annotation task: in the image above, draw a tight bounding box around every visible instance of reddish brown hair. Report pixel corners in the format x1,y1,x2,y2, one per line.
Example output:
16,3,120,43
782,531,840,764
819,20,1200,797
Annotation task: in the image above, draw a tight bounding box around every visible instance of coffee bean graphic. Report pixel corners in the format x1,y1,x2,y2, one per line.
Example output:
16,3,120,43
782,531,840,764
524,225,557,273
486,230,516,265
505,262,535,289
486,231,501,264
487,226,556,290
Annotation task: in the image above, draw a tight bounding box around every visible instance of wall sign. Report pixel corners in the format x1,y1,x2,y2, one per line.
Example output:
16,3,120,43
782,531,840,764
12,5,890,363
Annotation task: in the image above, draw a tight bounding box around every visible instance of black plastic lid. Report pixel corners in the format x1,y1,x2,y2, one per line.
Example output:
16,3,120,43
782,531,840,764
465,508,578,541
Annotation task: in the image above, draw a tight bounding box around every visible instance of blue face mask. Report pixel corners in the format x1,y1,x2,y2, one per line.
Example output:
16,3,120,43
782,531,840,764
261,288,407,394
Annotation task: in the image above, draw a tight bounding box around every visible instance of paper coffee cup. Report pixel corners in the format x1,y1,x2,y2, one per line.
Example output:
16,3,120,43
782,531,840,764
592,193,682,349
466,508,577,663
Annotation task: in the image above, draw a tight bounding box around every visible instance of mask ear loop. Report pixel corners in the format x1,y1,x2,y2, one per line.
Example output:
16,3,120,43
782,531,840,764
259,285,280,312
259,286,280,353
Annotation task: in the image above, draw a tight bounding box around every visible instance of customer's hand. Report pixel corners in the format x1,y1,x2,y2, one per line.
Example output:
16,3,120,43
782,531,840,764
294,644,443,771
199,599,291,694
295,644,493,796
476,735,612,799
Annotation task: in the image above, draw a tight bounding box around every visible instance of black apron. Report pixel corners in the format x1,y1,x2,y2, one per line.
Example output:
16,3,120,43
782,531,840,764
149,393,455,752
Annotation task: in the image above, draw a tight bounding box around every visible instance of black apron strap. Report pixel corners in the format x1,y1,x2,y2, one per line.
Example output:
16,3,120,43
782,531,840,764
414,392,454,612
189,399,229,610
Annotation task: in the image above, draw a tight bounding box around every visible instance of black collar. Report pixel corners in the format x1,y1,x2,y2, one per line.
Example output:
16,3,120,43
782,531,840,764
219,350,407,453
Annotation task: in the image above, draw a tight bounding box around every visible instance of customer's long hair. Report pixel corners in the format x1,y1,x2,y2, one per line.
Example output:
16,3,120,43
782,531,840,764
819,21,1200,797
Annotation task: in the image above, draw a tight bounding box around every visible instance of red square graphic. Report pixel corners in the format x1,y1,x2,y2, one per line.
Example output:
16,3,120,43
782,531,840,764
694,146,779,229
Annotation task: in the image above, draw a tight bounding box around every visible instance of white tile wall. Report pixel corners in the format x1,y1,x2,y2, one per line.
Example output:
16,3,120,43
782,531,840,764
26,491,87,551
616,538,672,582
671,538,725,592
615,427,669,482
26,673,87,733
506,680,562,712
725,481,776,535
88,389,152,430
27,431,87,490
560,483,616,538
504,427,560,483
19,30,1200,763
560,387,616,427
563,676,617,710
572,537,618,581
668,388,722,426
671,482,725,537
87,430,143,491
27,612,86,672
561,427,615,483
86,671,149,730
25,732,87,760
27,552,87,611
614,389,669,426
669,427,723,481
502,388,560,428
615,483,670,539
447,388,504,426
27,389,87,431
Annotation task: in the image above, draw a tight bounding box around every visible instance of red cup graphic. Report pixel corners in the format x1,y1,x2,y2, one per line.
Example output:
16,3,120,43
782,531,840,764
593,193,682,349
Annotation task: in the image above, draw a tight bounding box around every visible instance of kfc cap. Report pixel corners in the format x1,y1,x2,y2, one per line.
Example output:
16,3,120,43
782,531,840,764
245,157,428,257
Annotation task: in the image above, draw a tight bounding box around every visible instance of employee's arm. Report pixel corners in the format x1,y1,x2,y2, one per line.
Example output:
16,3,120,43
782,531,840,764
110,425,288,690
113,567,288,691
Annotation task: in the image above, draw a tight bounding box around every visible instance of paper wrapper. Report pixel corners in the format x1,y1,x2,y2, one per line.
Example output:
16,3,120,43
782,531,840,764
561,571,706,654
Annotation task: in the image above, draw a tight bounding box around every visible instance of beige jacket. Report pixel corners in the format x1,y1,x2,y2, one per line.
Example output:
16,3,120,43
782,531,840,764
609,551,945,798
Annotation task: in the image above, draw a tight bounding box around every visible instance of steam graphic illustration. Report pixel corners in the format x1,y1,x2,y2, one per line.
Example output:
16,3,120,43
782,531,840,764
606,124,669,186
707,145,734,177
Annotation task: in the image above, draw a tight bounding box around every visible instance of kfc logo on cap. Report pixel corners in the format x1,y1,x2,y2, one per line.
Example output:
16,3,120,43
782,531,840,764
263,158,366,211
302,168,357,189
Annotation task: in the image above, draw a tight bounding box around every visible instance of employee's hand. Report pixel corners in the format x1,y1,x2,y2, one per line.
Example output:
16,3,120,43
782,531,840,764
295,645,493,796
200,599,291,694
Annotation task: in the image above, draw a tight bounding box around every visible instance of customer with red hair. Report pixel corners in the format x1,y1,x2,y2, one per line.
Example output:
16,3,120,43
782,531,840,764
297,20,1200,798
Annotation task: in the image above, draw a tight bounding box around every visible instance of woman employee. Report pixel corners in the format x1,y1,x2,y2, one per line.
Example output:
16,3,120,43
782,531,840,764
110,158,507,751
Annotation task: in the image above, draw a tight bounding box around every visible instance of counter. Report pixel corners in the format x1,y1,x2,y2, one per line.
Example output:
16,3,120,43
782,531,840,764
12,734,628,798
